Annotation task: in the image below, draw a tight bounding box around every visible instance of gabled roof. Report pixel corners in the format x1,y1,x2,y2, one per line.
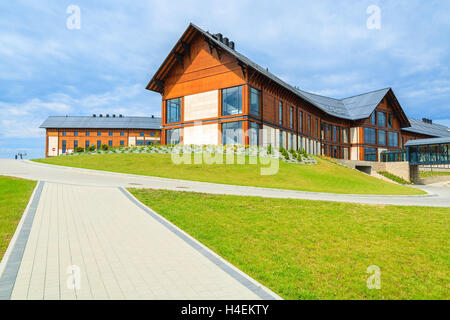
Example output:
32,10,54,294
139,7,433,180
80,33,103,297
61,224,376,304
402,118,450,138
39,116,161,129
405,136,450,147
147,23,409,125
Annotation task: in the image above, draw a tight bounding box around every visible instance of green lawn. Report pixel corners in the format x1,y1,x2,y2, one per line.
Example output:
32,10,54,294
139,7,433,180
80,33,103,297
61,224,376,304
0,176,36,261
130,188,450,300
34,154,424,195
420,170,450,178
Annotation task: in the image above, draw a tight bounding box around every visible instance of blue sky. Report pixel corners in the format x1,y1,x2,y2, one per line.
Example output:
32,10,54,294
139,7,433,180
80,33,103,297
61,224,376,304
1,0,449,158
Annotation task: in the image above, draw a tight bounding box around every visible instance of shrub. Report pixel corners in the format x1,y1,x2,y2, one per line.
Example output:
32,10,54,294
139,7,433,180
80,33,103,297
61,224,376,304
289,148,296,156
267,144,272,155
101,144,109,151
88,145,96,152
74,146,84,153
297,153,303,162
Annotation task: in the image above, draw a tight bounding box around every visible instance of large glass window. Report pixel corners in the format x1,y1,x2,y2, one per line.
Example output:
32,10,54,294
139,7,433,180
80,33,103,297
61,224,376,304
370,112,376,125
97,140,101,149
109,131,113,136
108,140,113,146
388,114,393,128
250,87,260,116
342,128,349,143
378,130,386,145
307,115,311,135
62,140,66,153
364,127,376,144
389,132,398,147
222,86,242,116
222,121,242,145
120,140,124,146
86,131,90,136
249,122,259,146
85,140,90,149
298,111,303,132
74,131,78,137
74,140,78,148
278,102,283,125
333,126,337,142
289,106,293,128
166,97,181,123
120,131,124,136
166,128,181,145
364,147,377,161
377,111,386,127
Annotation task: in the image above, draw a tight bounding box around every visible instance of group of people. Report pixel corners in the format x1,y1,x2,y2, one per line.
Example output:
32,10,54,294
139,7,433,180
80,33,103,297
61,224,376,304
14,153,26,160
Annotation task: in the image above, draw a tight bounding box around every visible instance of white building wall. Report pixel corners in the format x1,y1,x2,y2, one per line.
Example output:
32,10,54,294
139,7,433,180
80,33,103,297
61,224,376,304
48,136,58,156
183,123,219,145
184,90,218,121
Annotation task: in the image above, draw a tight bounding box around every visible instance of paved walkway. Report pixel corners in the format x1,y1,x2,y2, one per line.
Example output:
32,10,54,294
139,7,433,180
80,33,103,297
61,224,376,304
0,160,449,207
0,181,279,300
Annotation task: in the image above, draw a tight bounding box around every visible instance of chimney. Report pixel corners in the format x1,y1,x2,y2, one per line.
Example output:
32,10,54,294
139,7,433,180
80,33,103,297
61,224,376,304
151,115,154,118
112,114,116,117
106,114,110,117
214,33,223,42
93,114,96,117
229,41,235,50
422,118,432,124
223,37,229,46
119,114,123,118
99,114,103,117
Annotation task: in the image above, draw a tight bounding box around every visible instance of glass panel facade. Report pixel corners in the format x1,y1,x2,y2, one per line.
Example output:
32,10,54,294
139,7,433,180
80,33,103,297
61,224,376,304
388,114,393,128
298,111,303,132
249,122,259,146
364,127,376,144
278,102,283,125
222,86,242,116
166,128,181,145
364,147,377,161
377,111,386,127
289,106,293,128
250,87,259,116
222,121,242,145
378,130,386,145
370,112,376,125
389,132,398,146
166,98,181,123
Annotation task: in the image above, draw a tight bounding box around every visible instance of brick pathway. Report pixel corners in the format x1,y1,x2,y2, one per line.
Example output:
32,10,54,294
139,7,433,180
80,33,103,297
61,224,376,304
1,182,278,300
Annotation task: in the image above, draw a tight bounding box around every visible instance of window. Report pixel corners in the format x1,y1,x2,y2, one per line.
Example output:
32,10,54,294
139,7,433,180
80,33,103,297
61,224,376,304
370,112,376,125
388,114,393,128
85,140,90,149
298,111,303,132
97,131,101,136
86,131,90,136
278,102,283,125
166,128,181,145
120,131,124,136
109,131,113,136
137,140,144,146
289,134,293,149
120,140,124,146
279,130,283,148
377,111,386,127
222,86,242,116
389,132,398,146
332,146,339,159
74,131,78,137
166,97,182,123
316,119,319,137
74,140,78,148
378,130,386,145
140,132,144,137
342,128,349,143
249,122,259,146
250,87,260,116
333,126,337,142
307,115,311,135
364,147,377,161
222,121,242,145
150,132,155,137
320,122,325,140
108,140,112,147
327,124,332,141
62,140,66,153
62,131,66,136
364,127,376,144
289,106,293,128
97,140,101,149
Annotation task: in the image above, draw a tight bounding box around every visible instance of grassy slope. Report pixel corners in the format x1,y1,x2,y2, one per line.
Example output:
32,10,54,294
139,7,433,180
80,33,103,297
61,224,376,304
0,176,36,261
130,188,450,300
34,154,424,195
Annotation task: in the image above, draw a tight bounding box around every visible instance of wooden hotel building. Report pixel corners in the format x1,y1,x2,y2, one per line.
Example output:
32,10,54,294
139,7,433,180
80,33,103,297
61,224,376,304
146,23,450,161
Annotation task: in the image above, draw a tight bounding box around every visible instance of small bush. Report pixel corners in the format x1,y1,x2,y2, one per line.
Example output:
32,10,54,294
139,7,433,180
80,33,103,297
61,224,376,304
267,144,272,155
74,146,84,153
101,144,109,151
88,145,96,152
